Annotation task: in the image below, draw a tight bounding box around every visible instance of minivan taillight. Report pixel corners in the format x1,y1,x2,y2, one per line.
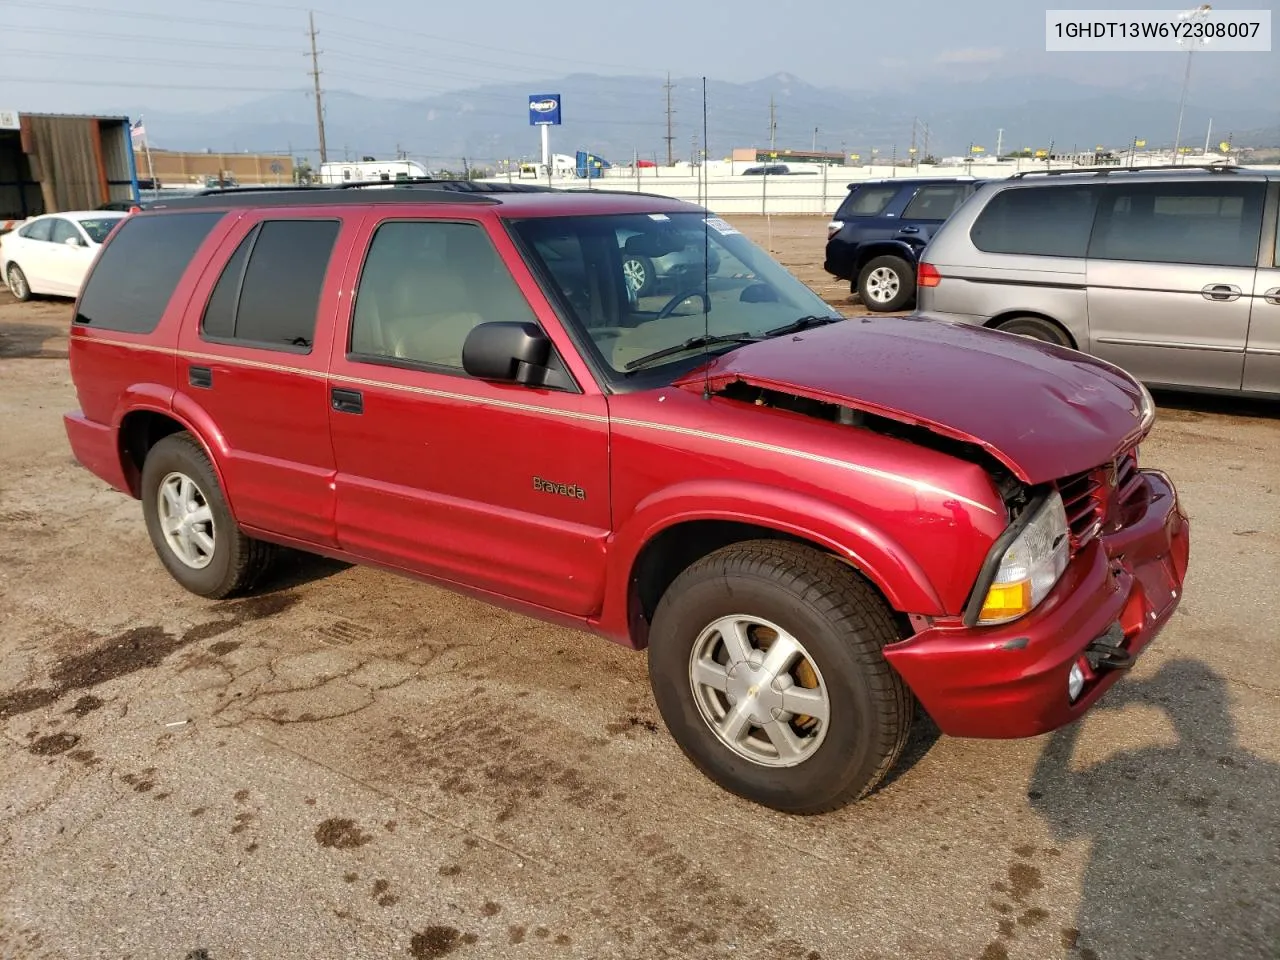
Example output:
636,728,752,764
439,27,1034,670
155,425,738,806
917,262,942,287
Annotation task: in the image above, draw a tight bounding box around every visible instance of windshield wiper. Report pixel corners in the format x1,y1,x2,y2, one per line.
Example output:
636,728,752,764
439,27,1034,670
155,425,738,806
763,314,843,338
624,333,762,372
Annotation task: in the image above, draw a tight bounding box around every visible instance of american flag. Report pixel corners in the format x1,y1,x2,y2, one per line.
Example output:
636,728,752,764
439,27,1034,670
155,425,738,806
130,118,146,143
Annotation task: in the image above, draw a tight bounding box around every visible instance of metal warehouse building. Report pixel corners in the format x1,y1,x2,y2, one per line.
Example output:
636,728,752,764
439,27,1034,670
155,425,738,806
0,111,138,223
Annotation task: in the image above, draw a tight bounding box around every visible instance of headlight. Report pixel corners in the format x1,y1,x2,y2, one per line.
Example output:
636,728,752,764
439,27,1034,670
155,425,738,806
1137,380,1156,432
976,490,1071,625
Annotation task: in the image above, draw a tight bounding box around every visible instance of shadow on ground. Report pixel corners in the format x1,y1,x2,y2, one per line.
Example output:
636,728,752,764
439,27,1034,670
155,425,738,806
0,321,69,359
1152,389,1280,422
1012,658,1280,959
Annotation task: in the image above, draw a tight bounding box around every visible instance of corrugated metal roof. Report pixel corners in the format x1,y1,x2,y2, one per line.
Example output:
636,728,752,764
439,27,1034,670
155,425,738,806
19,112,130,122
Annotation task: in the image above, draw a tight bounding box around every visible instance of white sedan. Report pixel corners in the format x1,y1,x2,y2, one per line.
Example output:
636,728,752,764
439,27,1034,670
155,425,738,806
1,210,128,301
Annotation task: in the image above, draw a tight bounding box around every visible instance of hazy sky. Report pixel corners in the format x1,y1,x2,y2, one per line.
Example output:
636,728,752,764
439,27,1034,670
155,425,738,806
1,0,1275,115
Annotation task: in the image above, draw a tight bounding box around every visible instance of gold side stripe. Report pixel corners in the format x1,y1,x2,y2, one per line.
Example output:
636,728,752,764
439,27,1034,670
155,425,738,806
330,370,609,424
80,337,997,514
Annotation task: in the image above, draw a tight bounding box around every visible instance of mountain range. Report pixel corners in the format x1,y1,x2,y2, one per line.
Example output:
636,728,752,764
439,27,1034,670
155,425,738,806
136,72,1279,167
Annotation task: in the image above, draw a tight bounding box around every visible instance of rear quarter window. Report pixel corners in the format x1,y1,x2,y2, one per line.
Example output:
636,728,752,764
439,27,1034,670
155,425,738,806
75,212,225,333
835,184,900,219
970,185,1101,258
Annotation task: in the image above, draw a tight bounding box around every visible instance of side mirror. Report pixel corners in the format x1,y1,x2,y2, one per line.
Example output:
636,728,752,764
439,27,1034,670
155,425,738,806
462,321,552,384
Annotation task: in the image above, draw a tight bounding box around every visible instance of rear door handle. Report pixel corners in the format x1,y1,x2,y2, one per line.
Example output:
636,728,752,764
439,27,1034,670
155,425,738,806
1201,283,1242,302
331,387,363,414
188,365,212,389
898,225,920,234
1264,287,1280,305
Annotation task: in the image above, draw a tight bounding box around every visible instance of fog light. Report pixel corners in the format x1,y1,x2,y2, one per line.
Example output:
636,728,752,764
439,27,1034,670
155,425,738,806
1068,662,1086,702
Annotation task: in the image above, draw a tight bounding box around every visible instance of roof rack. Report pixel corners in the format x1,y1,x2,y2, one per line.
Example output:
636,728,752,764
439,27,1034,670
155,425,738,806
343,177,562,193
142,178,565,210
145,186,499,209
1009,163,1241,179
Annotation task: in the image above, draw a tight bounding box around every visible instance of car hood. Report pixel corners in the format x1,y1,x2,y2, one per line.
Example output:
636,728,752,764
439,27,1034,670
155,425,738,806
677,315,1151,484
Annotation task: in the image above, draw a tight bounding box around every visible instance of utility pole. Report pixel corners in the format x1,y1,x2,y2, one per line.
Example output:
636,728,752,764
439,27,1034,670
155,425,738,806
996,127,1004,157
769,96,777,153
663,72,676,167
812,126,818,152
307,11,328,164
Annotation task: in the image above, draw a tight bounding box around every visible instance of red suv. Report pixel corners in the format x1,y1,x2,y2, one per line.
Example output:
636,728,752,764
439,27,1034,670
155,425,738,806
64,183,1189,814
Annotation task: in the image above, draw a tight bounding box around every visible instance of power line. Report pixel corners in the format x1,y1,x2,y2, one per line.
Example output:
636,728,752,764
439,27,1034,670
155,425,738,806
3,24,297,53
27,0,666,75
308,11,328,164
0,0,302,33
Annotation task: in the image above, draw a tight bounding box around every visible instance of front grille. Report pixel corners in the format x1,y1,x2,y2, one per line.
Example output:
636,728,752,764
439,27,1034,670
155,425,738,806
1058,468,1104,550
1056,447,1141,551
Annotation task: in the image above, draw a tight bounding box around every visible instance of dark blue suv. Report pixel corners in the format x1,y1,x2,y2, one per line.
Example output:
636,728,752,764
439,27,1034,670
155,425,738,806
824,177,986,312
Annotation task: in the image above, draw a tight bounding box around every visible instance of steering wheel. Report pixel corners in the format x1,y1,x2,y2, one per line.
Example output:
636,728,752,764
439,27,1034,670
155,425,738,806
657,289,710,319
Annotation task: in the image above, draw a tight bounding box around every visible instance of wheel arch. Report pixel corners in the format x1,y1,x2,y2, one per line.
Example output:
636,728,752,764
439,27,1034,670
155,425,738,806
852,241,918,277
115,395,234,506
983,310,1078,350
612,493,944,650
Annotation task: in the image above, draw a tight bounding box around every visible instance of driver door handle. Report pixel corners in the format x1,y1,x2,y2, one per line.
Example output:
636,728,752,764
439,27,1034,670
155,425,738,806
331,387,363,415
898,225,920,234
1201,283,1241,302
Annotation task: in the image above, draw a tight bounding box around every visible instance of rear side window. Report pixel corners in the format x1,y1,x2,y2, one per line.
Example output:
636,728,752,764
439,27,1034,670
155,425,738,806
835,184,899,219
49,218,81,245
201,219,340,351
902,184,968,221
970,185,1101,258
1088,181,1266,268
75,212,224,332
20,219,53,241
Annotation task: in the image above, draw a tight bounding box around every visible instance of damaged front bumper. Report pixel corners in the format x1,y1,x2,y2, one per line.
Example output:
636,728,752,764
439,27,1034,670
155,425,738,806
883,469,1190,739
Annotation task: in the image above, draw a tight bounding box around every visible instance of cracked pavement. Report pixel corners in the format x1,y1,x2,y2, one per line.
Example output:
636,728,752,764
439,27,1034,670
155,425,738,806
2,219,1279,960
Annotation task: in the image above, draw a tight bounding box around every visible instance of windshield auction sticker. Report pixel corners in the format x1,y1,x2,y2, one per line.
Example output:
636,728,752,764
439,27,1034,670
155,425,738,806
1045,9,1271,51
704,218,741,235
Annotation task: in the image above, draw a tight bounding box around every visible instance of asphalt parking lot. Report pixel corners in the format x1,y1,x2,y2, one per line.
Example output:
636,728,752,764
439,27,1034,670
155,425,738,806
1,217,1278,960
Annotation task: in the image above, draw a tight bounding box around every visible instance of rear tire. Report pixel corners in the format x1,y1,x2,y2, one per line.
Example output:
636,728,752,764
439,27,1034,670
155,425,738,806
140,432,275,599
647,540,913,814
993,315,1074,349
856,255,915,312
6,264,31,302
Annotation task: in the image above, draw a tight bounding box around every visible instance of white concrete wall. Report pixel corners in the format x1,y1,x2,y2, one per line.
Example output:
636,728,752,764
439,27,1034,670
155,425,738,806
482,153,1260,216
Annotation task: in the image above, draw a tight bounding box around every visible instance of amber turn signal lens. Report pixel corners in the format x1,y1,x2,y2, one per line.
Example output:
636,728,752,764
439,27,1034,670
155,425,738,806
978,580,1032,623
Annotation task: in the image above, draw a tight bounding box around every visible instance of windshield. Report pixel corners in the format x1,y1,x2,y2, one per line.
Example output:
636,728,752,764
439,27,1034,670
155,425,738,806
509,212,838,378
77,217,123,245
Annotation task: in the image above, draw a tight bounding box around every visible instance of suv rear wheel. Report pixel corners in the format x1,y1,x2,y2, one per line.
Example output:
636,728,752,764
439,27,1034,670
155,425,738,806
647,540,913,814
993,315,1074,349
856,255,915,312
140,432,274,598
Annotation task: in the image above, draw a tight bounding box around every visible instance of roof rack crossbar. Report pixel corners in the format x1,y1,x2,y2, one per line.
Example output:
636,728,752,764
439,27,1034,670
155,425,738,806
143,188,501,209
1009,163,1241,179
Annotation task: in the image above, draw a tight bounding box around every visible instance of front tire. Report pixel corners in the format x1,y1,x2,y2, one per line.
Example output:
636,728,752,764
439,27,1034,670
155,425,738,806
622,254,655,297
647,540,913,814
6,264,31,301
856,255,915,312
140,432,274,598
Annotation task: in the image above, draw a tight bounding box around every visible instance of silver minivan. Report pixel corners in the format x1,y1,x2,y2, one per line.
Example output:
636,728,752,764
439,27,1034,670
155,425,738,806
913,166,1280,397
